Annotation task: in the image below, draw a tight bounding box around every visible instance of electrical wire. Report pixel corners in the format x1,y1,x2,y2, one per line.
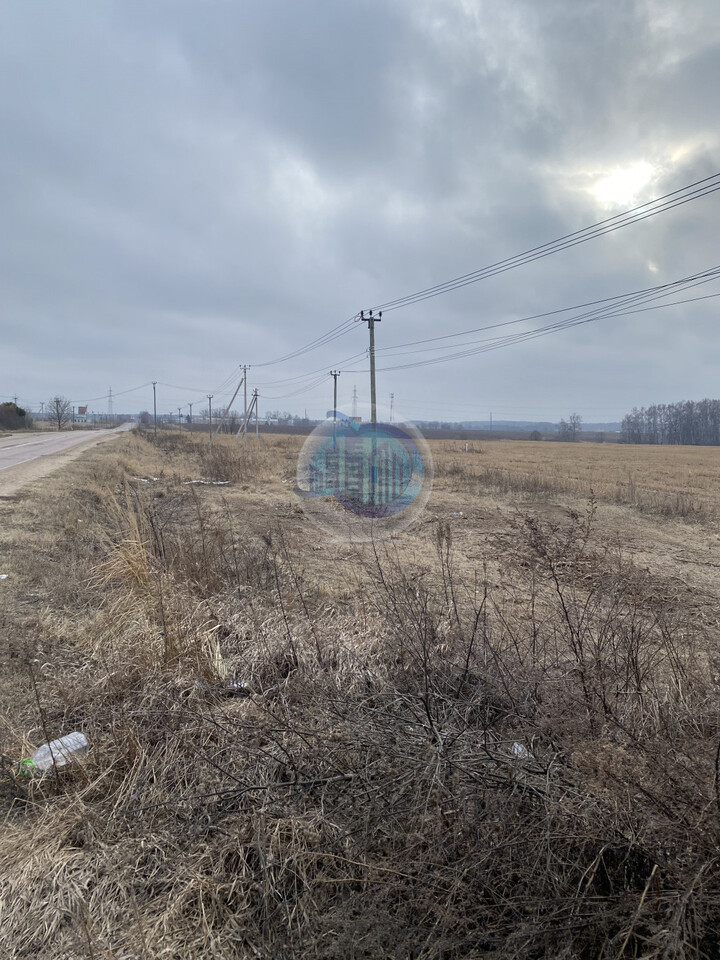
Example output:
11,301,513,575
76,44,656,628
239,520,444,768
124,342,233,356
64,174,720,411
76,382,153,404
261,373,331,400
372,290,720,371
372,267,720,355
335,266,720,373
253,350,368,387
252,314,359,368
368,172,720,313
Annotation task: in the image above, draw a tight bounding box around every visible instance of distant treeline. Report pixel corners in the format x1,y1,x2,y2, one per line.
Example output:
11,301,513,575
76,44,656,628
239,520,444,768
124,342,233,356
621,399,720,445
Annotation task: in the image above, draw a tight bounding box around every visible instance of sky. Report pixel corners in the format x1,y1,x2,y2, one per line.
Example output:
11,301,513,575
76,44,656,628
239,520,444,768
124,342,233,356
2,0,720,424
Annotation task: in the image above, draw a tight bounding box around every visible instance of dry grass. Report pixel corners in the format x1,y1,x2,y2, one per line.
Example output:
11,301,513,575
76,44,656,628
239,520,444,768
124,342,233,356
433,438,720,519
1,430,720,958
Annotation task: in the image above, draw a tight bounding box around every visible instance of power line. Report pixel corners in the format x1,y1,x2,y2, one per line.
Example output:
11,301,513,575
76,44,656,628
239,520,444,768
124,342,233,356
261,373,331,400
370,172,720,313
374,289,720,372
252,314,359,368
372,267,720,356
59,174,720,414
336,266,720,373
251,172,720,411
246,174,720,379
157,378,236,395
77,381,153,403
253,351,368,387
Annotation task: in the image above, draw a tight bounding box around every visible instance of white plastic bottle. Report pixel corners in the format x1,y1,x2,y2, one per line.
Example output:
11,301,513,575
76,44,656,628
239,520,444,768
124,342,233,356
22,732,90,773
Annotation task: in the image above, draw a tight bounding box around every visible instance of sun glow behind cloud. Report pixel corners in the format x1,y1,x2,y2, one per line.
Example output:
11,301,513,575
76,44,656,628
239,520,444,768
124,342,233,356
592,161,656,206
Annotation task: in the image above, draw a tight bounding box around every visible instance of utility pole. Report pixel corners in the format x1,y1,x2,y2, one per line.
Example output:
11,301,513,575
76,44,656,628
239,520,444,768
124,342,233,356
390,393,394,423
213,373,244,442
207,395,213,437
108,387,113,420
330,371,341,450
352,385,358,419
361,310,381,424
243,365,248,428
152,382,157,437
330,371,340,420
361,309,382,508
239,389,258,440
188,402,193,426
178,407,182,428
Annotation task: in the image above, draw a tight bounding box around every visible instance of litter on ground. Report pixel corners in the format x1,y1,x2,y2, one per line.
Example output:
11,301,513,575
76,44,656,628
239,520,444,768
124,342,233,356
183,480,231,486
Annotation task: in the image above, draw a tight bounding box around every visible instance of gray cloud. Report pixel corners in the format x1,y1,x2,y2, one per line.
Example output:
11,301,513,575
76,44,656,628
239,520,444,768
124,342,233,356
2,0,720,421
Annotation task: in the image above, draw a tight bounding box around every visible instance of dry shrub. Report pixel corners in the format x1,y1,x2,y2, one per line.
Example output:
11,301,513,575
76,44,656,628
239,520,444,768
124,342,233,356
3,460,720,958
139,428,277,486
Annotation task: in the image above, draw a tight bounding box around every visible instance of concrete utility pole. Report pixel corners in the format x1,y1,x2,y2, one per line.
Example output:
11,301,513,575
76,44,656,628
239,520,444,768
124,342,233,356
361,310,381,424
213,373,245,442
330,371,341,450
207,395,213,437
330,371,340,420
188,402,193,426
352,384,358,419
239,389,258,440
152,382,157,437
390,393,394,423
243,365,248,427
178,407,182,427
361,309,382,508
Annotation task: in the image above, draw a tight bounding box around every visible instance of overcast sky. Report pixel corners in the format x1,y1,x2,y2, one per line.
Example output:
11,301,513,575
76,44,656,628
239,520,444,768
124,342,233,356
3,0,720,423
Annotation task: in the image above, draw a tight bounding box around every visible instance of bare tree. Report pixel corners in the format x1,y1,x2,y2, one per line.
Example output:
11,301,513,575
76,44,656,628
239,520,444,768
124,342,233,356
558,413,582,441
48,396,72,431
621,398,720,445
569,412,582,441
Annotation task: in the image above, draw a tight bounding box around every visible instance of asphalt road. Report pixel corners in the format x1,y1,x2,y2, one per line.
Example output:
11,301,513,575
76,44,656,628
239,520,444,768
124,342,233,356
0,424,133,497
0,426,130,472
